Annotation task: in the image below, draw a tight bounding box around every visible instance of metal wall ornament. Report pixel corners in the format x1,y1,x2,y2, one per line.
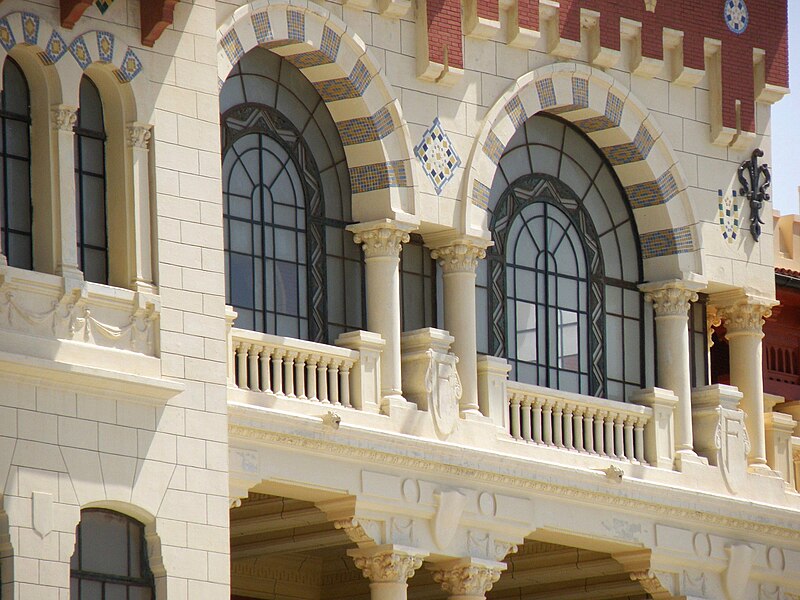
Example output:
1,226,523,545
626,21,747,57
737,148,771,242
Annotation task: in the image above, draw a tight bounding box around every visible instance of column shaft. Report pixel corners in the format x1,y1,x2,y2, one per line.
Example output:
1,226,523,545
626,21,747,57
52,106,81,279
127,123,154,292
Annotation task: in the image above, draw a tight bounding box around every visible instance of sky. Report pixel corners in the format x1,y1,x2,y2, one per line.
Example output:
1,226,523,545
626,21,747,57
771,1,800,215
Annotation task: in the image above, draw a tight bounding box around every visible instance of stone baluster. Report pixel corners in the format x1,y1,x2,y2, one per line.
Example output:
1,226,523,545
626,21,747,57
634,417,646,463
520,396,532,442
542,401,554,445
318,358,329,403
306,356,319,401
552,402,564,447
271,350,285,396
329,360,341,406
259,347,271,393
563,405,574,450
594,411,606,455
295,354,307,399
340,362,352,408
509,394,521,440
604,414,615,457
349,545,428,600
248,345,260,392
614,415,625,459
430,558,506,600
623,416,635,461
532,398,543,444
236,343,249,390
283,352,296,397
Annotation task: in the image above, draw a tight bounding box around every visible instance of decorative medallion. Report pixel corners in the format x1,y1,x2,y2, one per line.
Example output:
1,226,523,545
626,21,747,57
718,189,740,244
96,31,114,63
115,48,143,83
414,117,461,195
42,31,68,65
69,36,92,70
22,13,40,45
95,0,115,13
724,0,749,35
0,18,15,51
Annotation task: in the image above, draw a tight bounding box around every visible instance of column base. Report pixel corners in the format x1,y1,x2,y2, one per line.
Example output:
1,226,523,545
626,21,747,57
674,449,709,472
381,394,416,415
460,408,490,422
748,463,783,479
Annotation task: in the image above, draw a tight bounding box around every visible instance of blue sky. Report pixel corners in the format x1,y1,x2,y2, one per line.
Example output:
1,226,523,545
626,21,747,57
771,2,800,215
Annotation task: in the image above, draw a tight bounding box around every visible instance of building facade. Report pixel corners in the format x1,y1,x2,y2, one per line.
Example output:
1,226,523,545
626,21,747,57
0,0,798,598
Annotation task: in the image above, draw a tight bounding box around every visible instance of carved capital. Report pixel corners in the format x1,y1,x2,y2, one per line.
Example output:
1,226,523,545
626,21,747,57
643,286,697,317
707,305,723,349
630,570,670,596
719,301,773,337
351,224,411,259
431,559,506,596
349,546,426,583
431,242,487,274
51,106,77,132
127,123,152,149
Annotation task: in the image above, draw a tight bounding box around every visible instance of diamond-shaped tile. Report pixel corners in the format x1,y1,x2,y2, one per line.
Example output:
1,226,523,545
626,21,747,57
414,118,461,195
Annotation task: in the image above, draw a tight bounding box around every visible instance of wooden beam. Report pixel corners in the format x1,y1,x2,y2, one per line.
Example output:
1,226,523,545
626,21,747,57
61,0,93,29
141,0,179,47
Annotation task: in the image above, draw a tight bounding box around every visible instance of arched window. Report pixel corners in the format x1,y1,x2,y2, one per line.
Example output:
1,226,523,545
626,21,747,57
0,57,32,270
221,49,359,343
70,509,154,600
74,76,108,285
478,114,654,402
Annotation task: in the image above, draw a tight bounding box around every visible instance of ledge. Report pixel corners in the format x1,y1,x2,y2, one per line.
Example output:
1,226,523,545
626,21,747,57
0,349,184,405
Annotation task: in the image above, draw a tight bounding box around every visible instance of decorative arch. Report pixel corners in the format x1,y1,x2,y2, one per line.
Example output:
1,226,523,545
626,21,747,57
463,63,701,282
217,0,419,223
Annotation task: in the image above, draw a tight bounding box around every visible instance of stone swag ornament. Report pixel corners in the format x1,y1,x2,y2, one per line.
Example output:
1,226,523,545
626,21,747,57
737,148,771,241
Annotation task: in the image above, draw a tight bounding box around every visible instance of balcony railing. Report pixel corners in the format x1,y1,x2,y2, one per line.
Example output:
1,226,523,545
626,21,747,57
507,382,651,464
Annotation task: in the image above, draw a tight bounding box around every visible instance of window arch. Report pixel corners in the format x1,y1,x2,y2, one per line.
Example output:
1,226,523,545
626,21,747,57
478,114,655,402
221,48,360,343
74,75,108,285
0,57,32,270
70,509,154,599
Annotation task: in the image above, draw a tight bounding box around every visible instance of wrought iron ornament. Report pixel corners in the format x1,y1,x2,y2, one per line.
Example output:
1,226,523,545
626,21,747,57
737,148,771,241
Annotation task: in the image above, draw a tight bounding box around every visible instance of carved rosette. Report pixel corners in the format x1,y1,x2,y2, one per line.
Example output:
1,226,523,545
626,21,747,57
432,562,505,596
351,548,425,583
51,106,77,132
352,226,411,259
431,243,487,274
127,123,152,149
644,286,698,318
719,301,773,337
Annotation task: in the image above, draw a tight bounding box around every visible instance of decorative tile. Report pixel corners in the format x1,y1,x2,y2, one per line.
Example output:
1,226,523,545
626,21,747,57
284,50,333,69
320,26,340,61
349,60,372,95
414,117,461,195
350,160,407,194
504,96,527,129
22,12,39,45
114,48,143,82
724,0,749,35
0,18,16,52
626,171,678,209
572,77,589,108
718,189,741,243
641,226,695,259
604,125,655,166
95,0,114,14
251,11,272,44
535,78,556,108
287,9,305,42
40,30,67,65
337,107,395,146
313,60,373,102
221,29,244,66
574,115,617,133
472,180,490,208
482,130,504,165
69,36,92,70
96,31,114,63
633,124,655,157
605,92,624,126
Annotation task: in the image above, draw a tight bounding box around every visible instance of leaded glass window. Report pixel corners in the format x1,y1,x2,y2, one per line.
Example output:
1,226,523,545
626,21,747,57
221,49,360,343
75,76,108,285
0,58,32,269
70,509,154,600
479,114,654,402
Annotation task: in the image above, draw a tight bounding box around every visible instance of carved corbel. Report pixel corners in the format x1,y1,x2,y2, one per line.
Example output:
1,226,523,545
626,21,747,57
141,0,179,47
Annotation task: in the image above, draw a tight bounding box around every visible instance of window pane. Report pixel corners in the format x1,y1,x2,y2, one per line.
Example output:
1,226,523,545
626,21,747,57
79,513,128,576
79,579,102,600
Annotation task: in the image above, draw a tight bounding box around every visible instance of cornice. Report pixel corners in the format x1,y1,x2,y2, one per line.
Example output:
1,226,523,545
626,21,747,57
228,413,800,545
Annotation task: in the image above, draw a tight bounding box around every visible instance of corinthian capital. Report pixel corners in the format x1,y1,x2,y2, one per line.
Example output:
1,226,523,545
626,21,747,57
719,300,773,337
642,285,698,317
126,123,152,149
348,545,427,583
51,105,77,131
431,242,487,274
430,558,506,596
348,220,414,259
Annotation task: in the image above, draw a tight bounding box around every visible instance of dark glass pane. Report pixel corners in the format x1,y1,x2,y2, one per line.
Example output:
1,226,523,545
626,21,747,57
79,579,102,600
83,247,107,284
79,512,128,576
81,137,105,175
128,586,153,600
78,77,104,133
105,583,127,600
7,160,31,229
8,233,31,270
6,119,29,157
229,253,254,308
3,59,29,115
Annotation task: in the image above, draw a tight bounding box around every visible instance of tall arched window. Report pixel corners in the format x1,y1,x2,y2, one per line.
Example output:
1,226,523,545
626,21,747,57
70,509,154,599
221,48,359,343
75,76,108,285
478,114,655,402
0,58,32,270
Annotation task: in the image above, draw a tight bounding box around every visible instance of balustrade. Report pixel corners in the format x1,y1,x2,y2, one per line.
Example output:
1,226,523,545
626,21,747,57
507,382,651,463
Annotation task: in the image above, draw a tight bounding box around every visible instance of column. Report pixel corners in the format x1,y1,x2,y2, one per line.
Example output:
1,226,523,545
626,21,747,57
430,558,506,600
52,105,82,281
431,241,487,416
642,283,698,456
127,123,156,293
720,300,773,468
349,220,415,408
348,545,427,600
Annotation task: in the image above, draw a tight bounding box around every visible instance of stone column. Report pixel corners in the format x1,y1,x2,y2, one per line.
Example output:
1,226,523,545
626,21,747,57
720,300,774,468
349,545,427,600
52,105,82,280
431,241,487,416
430,558,506,600
348,220,415,409
642,283,698,456
127,123,155,293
